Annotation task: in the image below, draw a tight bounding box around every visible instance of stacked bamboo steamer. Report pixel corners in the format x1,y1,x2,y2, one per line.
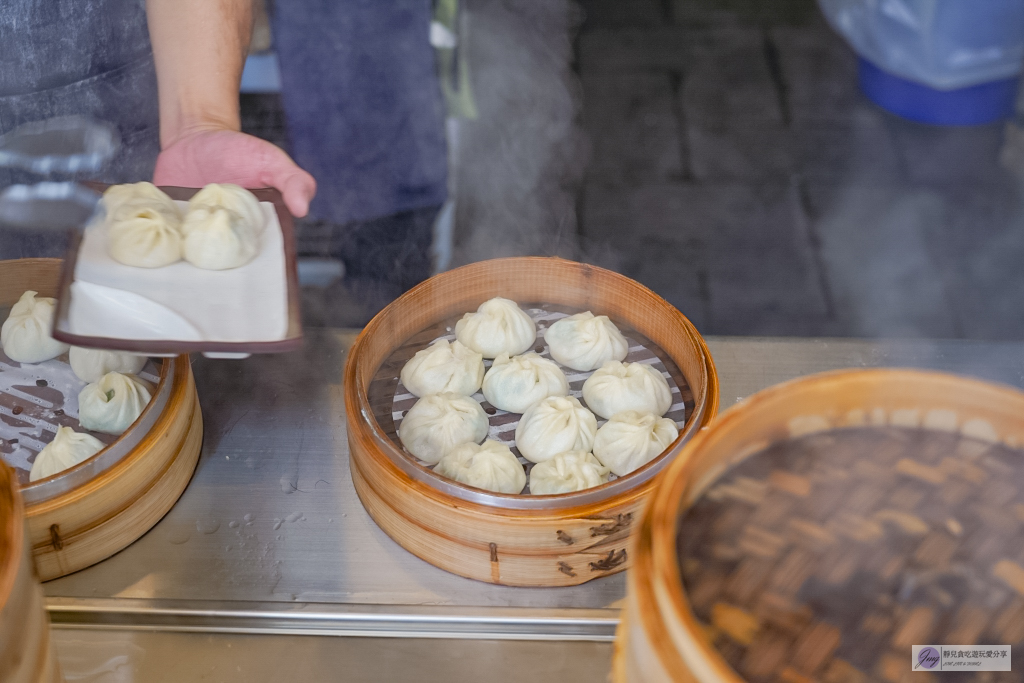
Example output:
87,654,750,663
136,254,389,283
346,257,719,586
0,462,60,683
616,369,1024,682
1,258,203,580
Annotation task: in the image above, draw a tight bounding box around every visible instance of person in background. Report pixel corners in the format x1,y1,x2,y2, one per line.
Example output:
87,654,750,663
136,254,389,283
271,0,448,324
0,0,316,258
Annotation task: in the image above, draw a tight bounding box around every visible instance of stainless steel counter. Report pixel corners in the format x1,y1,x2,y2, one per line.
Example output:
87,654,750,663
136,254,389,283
44,333,1024,679
50,629,614,682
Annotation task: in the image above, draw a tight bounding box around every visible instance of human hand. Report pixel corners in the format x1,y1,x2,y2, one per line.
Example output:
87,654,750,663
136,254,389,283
153,128,316,217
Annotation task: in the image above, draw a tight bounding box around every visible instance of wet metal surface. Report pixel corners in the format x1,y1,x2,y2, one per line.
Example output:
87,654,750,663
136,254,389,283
43,331,1024,639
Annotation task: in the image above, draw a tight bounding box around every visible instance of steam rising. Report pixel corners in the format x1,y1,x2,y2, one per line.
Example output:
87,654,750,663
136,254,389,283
450,0,590,265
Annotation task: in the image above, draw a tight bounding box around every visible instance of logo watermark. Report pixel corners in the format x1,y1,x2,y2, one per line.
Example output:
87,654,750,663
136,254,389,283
915,647,941,670
912,645,1011,672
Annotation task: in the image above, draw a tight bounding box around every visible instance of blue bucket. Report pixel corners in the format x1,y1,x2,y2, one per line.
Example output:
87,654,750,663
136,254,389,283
858,57,1018,126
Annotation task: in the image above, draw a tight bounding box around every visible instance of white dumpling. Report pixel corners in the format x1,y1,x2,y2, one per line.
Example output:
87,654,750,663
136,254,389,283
398,392,489,464
103,181,173,216
103,181,174,216
180,205,261,270
515,395,597,463
78,372,153,435
434,440,526,494
482,352,569,413
454,297,536,359
544,311,628,372
1,290,70,363
180,184,266,271
592,410,679,476
69,347,147,383
29,426,104,482
400,339,484,397
104,182,183,268
582,360,672,419
187,183,266,235
528,450,610,495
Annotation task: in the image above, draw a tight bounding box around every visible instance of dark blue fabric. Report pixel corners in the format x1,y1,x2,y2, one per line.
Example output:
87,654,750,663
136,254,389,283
0,0,151,97
330,203,440,325
272,0,448,224
0,0,159,258
0,0,159,188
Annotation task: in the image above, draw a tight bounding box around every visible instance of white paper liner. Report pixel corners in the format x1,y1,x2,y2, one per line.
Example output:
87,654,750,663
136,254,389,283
71,199,288,343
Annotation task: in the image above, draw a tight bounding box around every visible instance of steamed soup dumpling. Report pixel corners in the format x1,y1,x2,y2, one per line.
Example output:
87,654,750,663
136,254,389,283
434,440,526,494
102,181,172,216
29,426,104,482
582,360,672,419
181,184,267,270
104,182,183,268
400,339,484,397
528,450,609,495
592,410,678,476
181,205,261,270
515,395,597,463
187,183,267,234
1,291,70,363
544,311,628,372
455,297,536,359
482,352,569,413
78,372,153,435
399,392,489,464
69,347,147,383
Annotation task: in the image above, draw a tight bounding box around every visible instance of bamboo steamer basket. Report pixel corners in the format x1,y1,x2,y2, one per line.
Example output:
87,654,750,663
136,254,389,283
615,368,1024,682
346,257,719,586
0,462,61,683
1,258,203,580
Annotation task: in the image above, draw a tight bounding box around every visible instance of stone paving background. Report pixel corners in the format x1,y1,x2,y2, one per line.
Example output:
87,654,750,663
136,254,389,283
243,0,1024,339
576,0,1024,340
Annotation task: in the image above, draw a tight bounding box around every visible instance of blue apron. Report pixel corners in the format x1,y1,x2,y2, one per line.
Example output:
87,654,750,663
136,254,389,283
272,0,448,225
272,0,447,324
0,0,160,258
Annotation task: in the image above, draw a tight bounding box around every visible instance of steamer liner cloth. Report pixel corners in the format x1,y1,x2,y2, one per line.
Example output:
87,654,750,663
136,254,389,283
0,353,160,484
0,0,160,259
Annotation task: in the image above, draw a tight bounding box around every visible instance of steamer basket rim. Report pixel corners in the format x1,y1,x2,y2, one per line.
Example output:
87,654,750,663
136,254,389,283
640,367,1024,683
346,256,715,511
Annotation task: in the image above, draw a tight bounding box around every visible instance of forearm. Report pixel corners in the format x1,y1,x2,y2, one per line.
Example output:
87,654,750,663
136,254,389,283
147,0,253,148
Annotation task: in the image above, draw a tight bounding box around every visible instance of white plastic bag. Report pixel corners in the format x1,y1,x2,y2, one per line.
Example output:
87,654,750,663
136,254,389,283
818,0,1024,90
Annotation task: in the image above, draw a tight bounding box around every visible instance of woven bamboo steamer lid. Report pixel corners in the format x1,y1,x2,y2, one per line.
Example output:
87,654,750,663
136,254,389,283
0,461,61,683
1,258,203,580
346,256,719,586
616,368,1024,681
